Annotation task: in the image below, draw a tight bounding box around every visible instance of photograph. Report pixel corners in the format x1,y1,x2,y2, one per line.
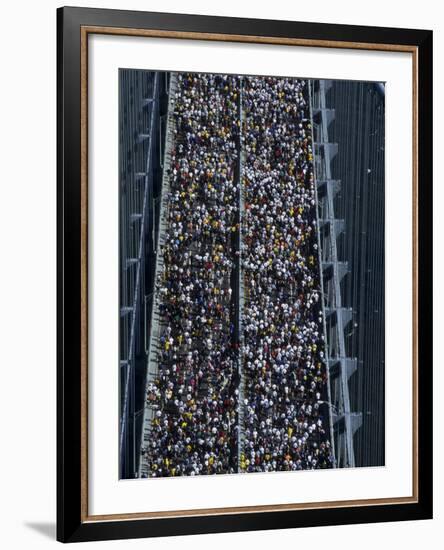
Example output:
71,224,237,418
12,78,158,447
0,0,436,545
118,70,386,480
54,6,432,542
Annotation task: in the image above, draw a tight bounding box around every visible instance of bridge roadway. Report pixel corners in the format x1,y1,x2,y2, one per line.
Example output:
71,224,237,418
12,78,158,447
138,74,178,478
138,75,337,476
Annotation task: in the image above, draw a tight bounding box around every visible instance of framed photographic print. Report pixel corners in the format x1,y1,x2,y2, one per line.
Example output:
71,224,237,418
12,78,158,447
57,6,433,543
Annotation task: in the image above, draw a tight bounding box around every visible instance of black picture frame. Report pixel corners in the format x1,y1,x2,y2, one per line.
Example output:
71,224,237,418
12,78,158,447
57,6,433,543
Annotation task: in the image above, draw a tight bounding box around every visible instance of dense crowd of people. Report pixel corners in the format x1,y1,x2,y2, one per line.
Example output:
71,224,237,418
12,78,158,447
140,73,333,478
141,73,241,477
240,76,333,472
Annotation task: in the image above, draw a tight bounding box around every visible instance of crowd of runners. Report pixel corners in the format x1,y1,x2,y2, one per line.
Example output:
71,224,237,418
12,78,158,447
139,73,333,478
240,76,333,472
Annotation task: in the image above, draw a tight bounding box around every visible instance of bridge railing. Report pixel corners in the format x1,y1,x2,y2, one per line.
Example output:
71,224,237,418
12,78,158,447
310,79,362,468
